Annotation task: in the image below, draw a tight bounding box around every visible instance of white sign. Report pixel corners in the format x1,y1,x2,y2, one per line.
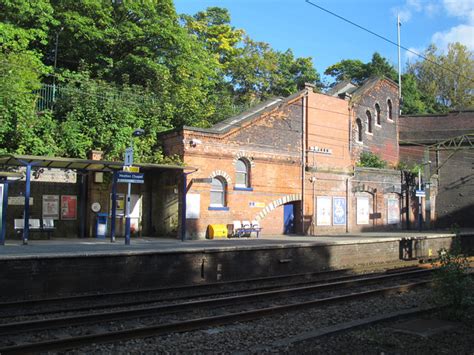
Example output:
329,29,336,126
357,197,370,225
387,198,400,224
317,196,332,226
8,196,33,205
42,195,59,219
186,194,200,219
415,190,425,197
124,147,134,166
14,167,76,183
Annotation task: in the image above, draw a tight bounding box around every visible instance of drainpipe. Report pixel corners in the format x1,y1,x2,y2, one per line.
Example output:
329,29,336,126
301,89,308,235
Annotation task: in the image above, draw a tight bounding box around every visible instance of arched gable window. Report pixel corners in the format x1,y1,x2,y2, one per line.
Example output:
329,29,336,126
355,118,363,142
235,158,250,188
375,103,381,125
366,110,372,133
210,177,227,207
387,99,393,121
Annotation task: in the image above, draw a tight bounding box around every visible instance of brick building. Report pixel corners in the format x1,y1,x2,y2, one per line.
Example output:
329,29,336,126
161,77,408,239
399,110,474,228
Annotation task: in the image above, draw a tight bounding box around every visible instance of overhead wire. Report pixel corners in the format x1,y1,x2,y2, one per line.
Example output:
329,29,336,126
304,0,474,84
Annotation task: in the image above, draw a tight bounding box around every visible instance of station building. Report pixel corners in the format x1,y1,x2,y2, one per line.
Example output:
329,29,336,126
161,77,411,239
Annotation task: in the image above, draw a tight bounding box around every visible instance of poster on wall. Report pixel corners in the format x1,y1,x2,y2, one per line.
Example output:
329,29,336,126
317,196,332,226
387,198,400,224
356,197,370,225
61,195,77,220
109,193,125,216
0,184,4,235
186,193,200,219
42,195,59,219
333,197,346,225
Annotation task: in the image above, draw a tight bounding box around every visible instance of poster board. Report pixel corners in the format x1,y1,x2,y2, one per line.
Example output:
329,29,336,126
110,193,125,216
356,197,370,225
186,193,201,219
387,198,400,224
333,197,346,226
61,195,77,220
42,195,59,219
316,196,332,226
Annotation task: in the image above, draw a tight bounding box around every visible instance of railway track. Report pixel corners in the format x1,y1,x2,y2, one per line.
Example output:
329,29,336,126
0,267,434,354
0,263,424,319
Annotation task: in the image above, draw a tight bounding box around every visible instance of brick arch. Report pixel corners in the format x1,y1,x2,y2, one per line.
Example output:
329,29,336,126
233,152,255,167
209,170,232,184
254,193,302,221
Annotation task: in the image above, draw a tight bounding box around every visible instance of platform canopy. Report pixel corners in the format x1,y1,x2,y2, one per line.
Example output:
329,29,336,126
0,154,187,173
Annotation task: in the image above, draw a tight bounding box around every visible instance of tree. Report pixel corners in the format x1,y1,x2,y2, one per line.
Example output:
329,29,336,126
400,73,426,114
407,43,474,111
324,52,397,86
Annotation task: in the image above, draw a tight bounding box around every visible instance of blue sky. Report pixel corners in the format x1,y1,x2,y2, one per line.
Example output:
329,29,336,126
174,0,473,81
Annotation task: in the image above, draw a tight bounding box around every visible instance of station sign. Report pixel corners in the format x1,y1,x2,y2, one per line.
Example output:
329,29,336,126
117,171,144,184
415,189,426,197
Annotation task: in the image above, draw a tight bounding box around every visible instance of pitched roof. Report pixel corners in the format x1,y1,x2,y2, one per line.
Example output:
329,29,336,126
326,80,358,97
182,90,305,135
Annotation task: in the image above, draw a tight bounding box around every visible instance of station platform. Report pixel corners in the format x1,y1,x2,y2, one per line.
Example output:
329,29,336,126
0,230,469,259
0,230,472,301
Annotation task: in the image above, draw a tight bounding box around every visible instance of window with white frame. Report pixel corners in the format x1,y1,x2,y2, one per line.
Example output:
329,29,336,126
210,176,226,207
235,158,250,188
366,110,372,133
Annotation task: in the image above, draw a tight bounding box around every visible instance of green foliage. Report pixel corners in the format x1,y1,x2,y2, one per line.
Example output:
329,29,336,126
357,152,387,169
407,43,474,112
431,238,473,320
400,73,427,114
325,52,397,86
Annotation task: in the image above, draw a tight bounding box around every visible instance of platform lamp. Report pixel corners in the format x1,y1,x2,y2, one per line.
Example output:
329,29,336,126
124,128,145,245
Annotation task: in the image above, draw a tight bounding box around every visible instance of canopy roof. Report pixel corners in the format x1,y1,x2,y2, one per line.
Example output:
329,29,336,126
0,154,186,172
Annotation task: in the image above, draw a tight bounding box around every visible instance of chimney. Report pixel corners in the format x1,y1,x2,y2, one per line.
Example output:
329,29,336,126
89,150,103,161
304,82,316,91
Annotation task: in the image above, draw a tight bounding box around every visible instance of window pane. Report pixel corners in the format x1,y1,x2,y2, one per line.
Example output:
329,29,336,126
210,191,223,205
211,178,223,191
236,172,247,185
236,160,246,173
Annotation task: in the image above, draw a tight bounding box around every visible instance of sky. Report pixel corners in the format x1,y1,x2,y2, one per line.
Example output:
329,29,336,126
174,0,474,81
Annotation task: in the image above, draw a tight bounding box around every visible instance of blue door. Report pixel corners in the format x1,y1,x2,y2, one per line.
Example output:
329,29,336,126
283,204,295,234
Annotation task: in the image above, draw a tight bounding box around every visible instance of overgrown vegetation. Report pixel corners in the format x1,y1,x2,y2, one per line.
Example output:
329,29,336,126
431,235,473,320
357,152,387,169
1,1,472,161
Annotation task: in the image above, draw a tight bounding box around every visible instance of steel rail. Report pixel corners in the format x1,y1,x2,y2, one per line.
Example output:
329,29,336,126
0,268,432,336
0,266,423,318
0,281,430,355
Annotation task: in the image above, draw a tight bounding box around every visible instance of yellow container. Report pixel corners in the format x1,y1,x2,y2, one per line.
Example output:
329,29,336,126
208,224,228,239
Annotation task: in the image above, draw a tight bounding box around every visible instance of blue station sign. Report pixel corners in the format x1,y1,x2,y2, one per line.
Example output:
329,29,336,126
117,171,144,184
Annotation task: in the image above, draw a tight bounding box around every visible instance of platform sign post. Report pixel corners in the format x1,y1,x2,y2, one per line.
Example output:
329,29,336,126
0,183,7,245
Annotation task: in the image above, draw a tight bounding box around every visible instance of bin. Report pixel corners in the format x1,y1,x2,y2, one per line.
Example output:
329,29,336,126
208,224,228,239
95,213,108,238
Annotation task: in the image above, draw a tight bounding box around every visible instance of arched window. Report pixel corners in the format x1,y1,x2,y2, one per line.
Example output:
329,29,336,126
355,118,363,142
387,99,393,120
235,158,250,188
366,110,372,133
375,103,381,125
210,177,226,207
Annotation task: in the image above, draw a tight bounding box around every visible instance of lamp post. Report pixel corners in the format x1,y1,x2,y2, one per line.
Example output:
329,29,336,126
124,128,145,245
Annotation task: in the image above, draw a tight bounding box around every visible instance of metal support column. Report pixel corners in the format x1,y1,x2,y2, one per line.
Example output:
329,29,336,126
110,171,117,242
0,182,8,245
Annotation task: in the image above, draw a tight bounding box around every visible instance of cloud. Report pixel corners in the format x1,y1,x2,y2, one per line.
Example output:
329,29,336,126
432,24,474,51
431,0,474,51
404,47,423,63
392,0,440,24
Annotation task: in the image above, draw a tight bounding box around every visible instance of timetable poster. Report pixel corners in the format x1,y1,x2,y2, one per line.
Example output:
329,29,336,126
356,197,370,225
42,195,59,219
317,196,332,226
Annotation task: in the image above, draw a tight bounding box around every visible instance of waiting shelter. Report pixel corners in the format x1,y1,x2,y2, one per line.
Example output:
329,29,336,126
0,153,186,244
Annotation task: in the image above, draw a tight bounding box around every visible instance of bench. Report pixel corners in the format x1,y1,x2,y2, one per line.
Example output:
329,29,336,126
231,220,262,238
14,218,55,239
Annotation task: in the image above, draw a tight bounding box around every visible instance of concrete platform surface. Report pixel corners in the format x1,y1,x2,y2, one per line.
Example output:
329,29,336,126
0,230,464,259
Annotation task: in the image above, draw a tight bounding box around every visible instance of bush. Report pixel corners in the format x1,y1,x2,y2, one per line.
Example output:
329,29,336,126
357,152,387,169
431,238,473,320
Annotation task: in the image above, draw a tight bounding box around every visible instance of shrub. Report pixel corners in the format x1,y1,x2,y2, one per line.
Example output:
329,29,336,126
357,152,387,169
431,237,473,320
